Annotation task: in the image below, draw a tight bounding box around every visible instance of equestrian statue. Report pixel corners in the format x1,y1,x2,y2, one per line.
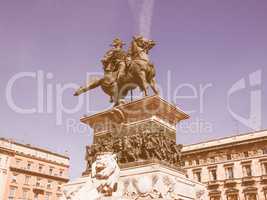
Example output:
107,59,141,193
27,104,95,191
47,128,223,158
74,36,159,106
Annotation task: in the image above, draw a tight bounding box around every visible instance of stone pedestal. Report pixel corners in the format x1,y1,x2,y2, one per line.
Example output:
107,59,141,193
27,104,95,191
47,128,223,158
63,96,207,199
82,95,189,175
63,162,206,200
118,162,206,200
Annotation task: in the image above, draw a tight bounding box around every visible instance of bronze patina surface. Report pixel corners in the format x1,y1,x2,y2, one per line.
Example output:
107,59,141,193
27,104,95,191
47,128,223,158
74,36,159,106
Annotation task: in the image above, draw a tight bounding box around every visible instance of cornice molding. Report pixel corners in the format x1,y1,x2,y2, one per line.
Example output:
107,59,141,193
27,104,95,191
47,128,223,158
10,166,69,182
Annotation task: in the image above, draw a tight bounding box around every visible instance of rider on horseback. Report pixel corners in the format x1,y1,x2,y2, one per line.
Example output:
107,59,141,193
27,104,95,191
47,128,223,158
74,36,159,105
101,38,127,83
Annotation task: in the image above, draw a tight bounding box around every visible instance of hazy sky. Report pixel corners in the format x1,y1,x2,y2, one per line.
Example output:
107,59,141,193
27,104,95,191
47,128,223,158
0,0,266,179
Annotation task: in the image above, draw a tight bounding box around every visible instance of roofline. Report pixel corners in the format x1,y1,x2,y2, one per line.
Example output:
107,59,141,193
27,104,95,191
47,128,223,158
0,137,69,160
182,129,267,151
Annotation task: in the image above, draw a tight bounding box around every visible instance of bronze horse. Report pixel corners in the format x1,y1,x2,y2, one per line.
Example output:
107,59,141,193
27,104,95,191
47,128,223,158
74,36,159,106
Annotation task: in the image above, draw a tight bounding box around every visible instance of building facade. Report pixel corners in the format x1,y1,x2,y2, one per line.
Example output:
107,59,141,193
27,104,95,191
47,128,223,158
182,130,267,200
0,138,69,200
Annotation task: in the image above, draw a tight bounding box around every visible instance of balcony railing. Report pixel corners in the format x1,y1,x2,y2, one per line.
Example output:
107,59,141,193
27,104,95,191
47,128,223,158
242,176,255,185
261,174,267,183
224,179,237,187
208,180,219,185
207,180,220,189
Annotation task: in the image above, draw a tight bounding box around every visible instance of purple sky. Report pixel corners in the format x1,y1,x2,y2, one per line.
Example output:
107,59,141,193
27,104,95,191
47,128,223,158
0,0,266,179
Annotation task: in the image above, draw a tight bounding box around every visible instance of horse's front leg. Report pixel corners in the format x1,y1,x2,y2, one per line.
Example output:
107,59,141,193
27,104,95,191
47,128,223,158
150,78,159,95
73,78,102,96
112,82,121,106
139,70,148,96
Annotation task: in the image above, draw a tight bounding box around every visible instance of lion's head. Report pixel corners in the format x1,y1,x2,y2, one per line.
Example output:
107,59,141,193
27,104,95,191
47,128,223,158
91,152,120,197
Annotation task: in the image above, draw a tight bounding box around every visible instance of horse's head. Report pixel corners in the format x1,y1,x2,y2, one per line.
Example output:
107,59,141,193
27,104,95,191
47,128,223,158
133,36,156,53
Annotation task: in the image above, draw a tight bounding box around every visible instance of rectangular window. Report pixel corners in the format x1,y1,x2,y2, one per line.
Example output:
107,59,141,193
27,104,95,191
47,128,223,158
225,166,234,179
44,192,51,200
22,189,29,200
209,157,215,163
38,164,43,173
59,170,63,177
49,167,53,175
227,194,238,200
24,175,30,185
27,162,32,170
47,180,52,189
244,151,249,158
227,154,232,160
5,157,9,166
210,169,217,181
15,159,22,166
245,193,257,200
58,182,62,191
243,164,252,177
9,187,17,199
193,171,201,182
189,160,192,166
36,178,42,187
11,173,18,183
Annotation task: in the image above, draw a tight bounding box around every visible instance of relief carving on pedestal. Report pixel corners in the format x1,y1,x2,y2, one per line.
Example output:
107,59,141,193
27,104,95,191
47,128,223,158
121,175,205,200
85,130,183,172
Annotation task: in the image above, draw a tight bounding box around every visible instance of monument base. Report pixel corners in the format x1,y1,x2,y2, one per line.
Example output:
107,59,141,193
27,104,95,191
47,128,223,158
62,162,207,200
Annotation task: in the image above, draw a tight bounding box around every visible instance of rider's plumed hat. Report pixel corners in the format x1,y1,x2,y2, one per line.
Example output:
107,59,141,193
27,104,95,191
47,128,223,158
110,38,125,47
